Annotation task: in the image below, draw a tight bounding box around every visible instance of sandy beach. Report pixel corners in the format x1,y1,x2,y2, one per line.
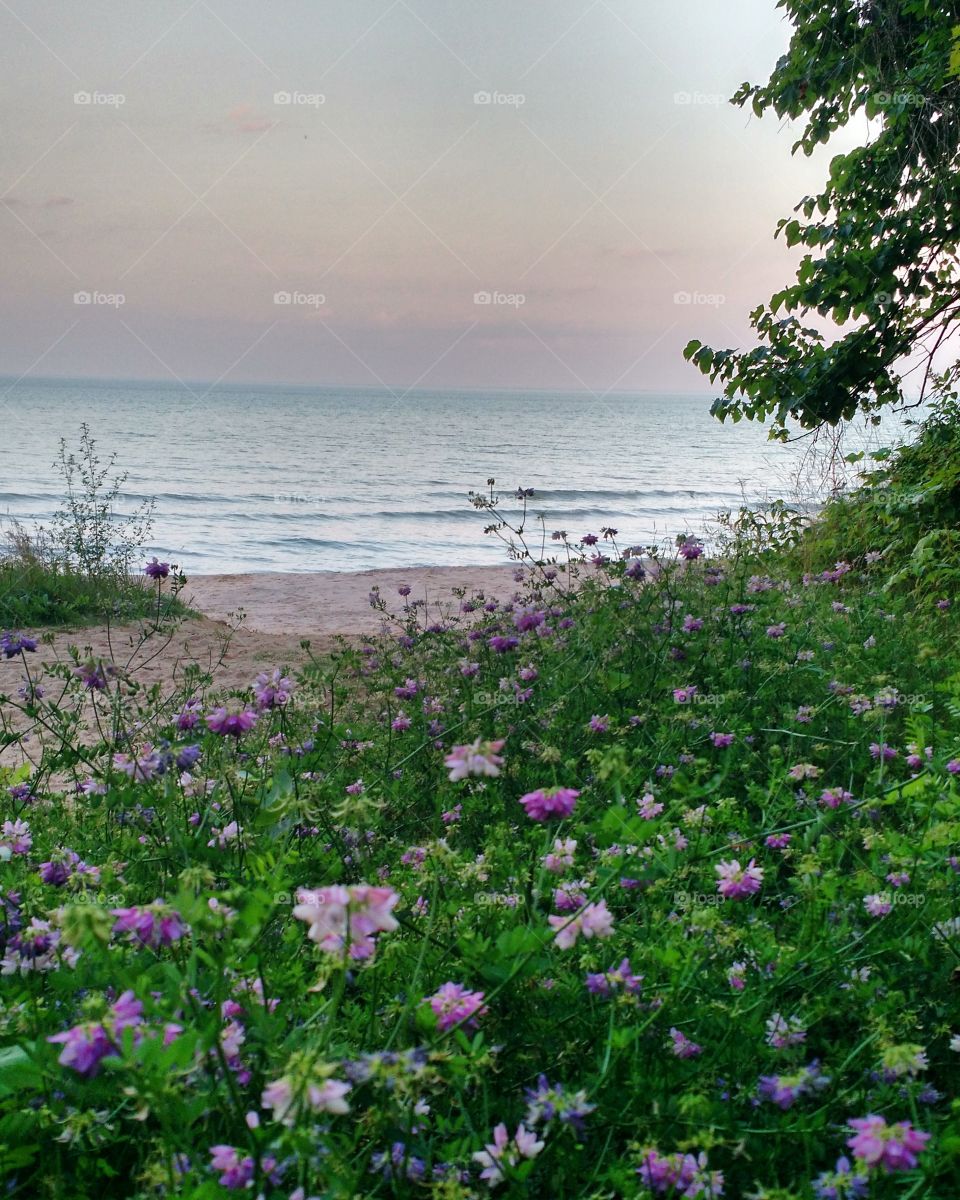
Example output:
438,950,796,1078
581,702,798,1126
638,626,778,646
0,564,526,703
183,564,522,637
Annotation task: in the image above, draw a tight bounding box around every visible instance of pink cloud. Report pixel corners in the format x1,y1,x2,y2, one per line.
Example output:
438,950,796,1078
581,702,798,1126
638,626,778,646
226,103,274,134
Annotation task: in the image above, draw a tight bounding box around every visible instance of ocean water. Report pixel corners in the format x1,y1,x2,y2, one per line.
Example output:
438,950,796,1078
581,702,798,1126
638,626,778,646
4,378,831,573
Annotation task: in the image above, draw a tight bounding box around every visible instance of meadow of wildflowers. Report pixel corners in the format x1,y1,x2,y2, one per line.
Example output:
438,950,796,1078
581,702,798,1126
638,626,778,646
1,492,960,1198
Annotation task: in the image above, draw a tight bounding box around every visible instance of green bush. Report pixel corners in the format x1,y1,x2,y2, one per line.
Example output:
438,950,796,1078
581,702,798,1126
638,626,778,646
792,391,960,600
0,426,187,628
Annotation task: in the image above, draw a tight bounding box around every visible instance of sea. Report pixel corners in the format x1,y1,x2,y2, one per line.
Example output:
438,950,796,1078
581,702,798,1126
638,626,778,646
2,377,889,574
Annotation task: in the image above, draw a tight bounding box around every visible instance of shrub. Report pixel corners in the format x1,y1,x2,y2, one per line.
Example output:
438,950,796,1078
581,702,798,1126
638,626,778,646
790,389,960,600
0,425,187,627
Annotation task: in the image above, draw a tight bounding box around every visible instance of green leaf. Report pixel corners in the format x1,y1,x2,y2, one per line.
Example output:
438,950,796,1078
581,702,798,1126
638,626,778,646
0,1045,42,1098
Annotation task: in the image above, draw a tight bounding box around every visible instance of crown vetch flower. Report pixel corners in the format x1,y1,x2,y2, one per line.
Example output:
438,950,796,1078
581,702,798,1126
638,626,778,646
112,901,186,949
820,786,855,808
444,738,505,781
524,1075,595,1134
253,668,295,710
472,1123,544,1188
208,1146,281,1190
846,1115,930,1172
766,1012,807,1049
586,957,643,996
113,744,165,782
638,1148,722,1196
1,631,37,658
1,918,79,975
863,893,892,917
758,1061,829,1109
48,1021,115,1077
1,820,31,856
543,837,576,872
206,705,258,737
548,899,614,949
715,858,763,899
293,884,399,959
48,990,144,1077
519,786,579,822
812,1156,869,1199
144,557,170,579
261,1070,352,1125
426,981,488,1031
668,1027,702,1058
74,660,113,690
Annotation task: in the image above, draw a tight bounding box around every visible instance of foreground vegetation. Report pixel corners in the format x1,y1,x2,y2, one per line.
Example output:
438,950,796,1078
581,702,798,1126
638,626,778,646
2,400,960,1197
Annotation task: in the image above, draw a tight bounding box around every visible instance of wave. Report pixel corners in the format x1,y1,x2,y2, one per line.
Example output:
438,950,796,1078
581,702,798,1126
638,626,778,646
425,486,755,503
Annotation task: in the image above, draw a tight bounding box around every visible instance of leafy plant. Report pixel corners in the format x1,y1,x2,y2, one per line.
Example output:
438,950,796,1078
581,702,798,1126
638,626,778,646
0,426,186,627
685,2,960,437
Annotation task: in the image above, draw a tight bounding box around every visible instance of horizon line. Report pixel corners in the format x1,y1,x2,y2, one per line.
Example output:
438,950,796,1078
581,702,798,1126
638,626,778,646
0,372,720,400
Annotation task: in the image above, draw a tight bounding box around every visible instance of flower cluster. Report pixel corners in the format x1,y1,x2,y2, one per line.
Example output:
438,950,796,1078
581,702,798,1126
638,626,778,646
292,884,399,959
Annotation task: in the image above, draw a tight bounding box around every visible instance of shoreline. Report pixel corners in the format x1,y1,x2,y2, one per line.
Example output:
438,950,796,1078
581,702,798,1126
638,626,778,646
182,563,527,636
0,564,536,716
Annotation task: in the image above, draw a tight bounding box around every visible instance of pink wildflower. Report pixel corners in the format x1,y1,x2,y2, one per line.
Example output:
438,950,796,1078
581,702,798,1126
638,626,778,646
292,884,399,960
715,859,763,899
548,899,614,949
668,1027,702,1058
426,981,488,1031
519,786,579,822
261,1074,351,1125
863,893,892,917
472,1123,544,1188
846,1115,930,1172
206,706,258,737
444,738,505,781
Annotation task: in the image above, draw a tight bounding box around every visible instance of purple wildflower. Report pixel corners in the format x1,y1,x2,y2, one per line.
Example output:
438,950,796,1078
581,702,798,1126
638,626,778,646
846,1115,930,1172
1,632,37,658
144,558,170,579
206,706,258,737
519,786,579,822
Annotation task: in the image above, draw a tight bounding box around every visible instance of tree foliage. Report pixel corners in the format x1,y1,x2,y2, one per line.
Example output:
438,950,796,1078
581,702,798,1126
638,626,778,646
686,2,960,438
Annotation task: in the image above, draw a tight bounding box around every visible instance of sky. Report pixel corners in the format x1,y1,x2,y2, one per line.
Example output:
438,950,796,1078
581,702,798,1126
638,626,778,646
0,0,870,393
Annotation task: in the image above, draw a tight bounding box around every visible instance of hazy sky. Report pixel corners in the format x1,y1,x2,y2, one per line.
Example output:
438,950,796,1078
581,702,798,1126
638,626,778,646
0,1,867,393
